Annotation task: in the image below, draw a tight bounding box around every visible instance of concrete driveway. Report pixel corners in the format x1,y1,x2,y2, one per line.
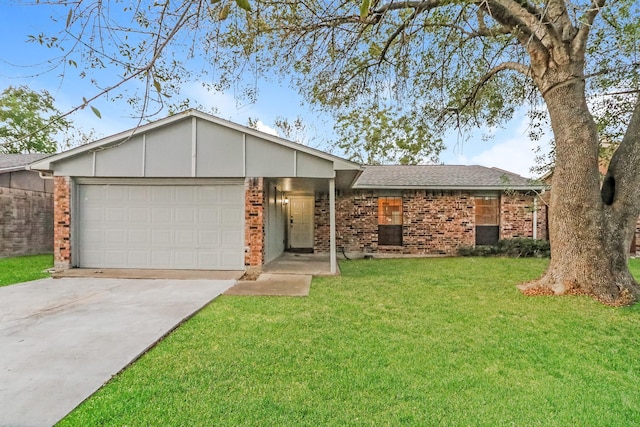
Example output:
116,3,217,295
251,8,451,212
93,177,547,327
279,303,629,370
0,277,235,427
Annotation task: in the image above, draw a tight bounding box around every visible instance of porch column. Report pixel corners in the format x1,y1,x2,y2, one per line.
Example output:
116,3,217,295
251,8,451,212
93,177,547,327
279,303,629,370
329,177,337,274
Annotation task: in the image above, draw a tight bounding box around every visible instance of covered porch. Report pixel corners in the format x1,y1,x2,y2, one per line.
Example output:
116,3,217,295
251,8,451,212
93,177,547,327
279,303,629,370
261,170,358,275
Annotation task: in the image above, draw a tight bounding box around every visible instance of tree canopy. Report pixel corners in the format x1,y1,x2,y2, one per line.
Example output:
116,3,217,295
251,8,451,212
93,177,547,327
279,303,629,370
0,86,70,154
18,0,640,304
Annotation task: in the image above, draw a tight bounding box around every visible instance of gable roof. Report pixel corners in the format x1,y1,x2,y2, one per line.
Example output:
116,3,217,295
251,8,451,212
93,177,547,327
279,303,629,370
28,110,360,173
0,153,51,173
352,165,545,190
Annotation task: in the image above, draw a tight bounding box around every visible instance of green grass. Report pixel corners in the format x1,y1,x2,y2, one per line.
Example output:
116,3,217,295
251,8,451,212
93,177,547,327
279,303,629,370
59,257,640,426
0,254,53,286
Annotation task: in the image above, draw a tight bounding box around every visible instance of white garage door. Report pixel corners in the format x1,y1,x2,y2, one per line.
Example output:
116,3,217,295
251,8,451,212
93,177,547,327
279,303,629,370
77,183,245,270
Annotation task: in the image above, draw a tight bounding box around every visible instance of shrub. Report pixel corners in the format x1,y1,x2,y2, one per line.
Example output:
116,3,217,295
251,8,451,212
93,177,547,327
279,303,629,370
457,238,550,258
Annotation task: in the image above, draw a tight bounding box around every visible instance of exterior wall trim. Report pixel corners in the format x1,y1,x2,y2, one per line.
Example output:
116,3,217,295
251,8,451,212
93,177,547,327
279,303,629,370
75,177,244,186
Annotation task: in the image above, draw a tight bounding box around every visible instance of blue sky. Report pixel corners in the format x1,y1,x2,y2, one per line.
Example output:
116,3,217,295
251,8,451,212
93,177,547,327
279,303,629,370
0,1,550,177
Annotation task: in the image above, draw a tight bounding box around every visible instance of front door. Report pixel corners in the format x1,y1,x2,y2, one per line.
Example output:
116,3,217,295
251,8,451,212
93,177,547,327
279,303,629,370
289,196,314,249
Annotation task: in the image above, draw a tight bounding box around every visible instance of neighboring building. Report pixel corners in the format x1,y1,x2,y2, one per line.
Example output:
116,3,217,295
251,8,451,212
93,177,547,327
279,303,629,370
0,153,54,258
29,110,546,273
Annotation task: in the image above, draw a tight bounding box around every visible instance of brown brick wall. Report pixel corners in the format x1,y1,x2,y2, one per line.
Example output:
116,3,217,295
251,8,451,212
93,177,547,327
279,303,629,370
0,185,53,258
500,193,535,239
244,177,264,268
53,176,72,269
315,190,544,256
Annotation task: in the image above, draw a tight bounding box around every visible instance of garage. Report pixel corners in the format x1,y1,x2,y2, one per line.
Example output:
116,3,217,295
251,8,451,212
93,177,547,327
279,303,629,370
29,110,360,274
77,181,244,270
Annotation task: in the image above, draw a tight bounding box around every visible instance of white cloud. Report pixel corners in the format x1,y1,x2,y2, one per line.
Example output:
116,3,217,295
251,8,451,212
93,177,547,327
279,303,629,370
442,112,551,178
253,120,279,136
466,137,546,177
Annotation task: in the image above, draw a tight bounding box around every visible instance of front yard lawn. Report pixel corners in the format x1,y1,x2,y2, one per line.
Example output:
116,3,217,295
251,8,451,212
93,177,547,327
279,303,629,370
0,254,53,287
60,257,640,426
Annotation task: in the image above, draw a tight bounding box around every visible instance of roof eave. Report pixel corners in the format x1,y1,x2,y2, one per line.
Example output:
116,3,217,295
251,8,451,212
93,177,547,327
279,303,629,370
0,166,28,173
351,184,548,191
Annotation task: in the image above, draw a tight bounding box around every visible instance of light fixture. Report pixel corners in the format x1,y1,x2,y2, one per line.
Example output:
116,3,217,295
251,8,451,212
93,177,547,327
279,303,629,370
282,194,289,205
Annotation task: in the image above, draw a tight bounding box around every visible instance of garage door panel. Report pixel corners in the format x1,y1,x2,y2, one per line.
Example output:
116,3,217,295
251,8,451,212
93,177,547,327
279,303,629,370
199,208,219,224
127,229,148,245
83,207,104,222
150,251,172,267
78,184,244,270
127,251,150,266
83,228,104,244
175,230,196,245
222,229,244,245
199,230,219,245
127,186,148,201
80,250,103,266
105,229,125,244
151,207,172,224
104,250,126,265
151,229,172,244
175,207,195,223
198,187,219,203
106,186,126,201
222,186,243,202
222,208,243,225
222,252,244,269
174,251,197,268
128,208,148,223
151,187,172,202
175,187,195,202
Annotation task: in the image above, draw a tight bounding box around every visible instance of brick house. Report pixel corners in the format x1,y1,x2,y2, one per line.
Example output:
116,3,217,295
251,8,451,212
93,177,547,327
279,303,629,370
29,110,546,274
0,153,54,257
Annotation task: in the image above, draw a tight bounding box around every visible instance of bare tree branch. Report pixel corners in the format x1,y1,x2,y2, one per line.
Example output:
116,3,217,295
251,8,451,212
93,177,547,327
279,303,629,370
573,0,607,56
440,60,531,121
546,0,575,41
487,0,562,49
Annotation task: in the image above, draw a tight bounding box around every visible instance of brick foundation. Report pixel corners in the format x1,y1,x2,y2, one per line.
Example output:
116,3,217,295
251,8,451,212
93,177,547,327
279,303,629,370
315,190,546,256
244,177,265,269
53,176,72,269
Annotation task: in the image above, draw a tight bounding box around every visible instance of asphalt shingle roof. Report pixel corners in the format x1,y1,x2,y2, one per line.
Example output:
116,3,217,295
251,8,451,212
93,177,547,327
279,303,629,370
0,153,50,170
353,165,540,189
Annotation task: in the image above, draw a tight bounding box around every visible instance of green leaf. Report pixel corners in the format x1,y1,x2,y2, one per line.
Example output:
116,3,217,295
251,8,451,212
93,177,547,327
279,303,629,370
360,0,371,19
68,59,77,68
235,0,251,12
90,105,102,119
66,8,73,28
218,4,230,20
153,80,162,93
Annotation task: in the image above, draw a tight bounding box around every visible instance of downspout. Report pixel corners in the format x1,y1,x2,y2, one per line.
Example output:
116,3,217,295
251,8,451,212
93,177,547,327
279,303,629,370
533,197,538,240
330,177,336,275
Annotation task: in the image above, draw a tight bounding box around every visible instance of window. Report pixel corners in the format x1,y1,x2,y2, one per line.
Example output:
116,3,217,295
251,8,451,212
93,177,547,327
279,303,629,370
475,196,499,245
475,197,499,225
378,197,402,246
378,197,402,225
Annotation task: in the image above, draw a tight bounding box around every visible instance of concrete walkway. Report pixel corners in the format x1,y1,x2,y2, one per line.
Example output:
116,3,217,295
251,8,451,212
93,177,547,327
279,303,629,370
225,273,312,296
0,277,234,427
263,252,338,276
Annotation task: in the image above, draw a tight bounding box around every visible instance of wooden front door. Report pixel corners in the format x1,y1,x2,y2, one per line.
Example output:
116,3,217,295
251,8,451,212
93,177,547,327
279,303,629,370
289,196,315,249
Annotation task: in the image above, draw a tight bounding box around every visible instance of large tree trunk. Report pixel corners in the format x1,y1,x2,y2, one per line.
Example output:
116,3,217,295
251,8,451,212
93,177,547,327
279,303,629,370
520,74,640,306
